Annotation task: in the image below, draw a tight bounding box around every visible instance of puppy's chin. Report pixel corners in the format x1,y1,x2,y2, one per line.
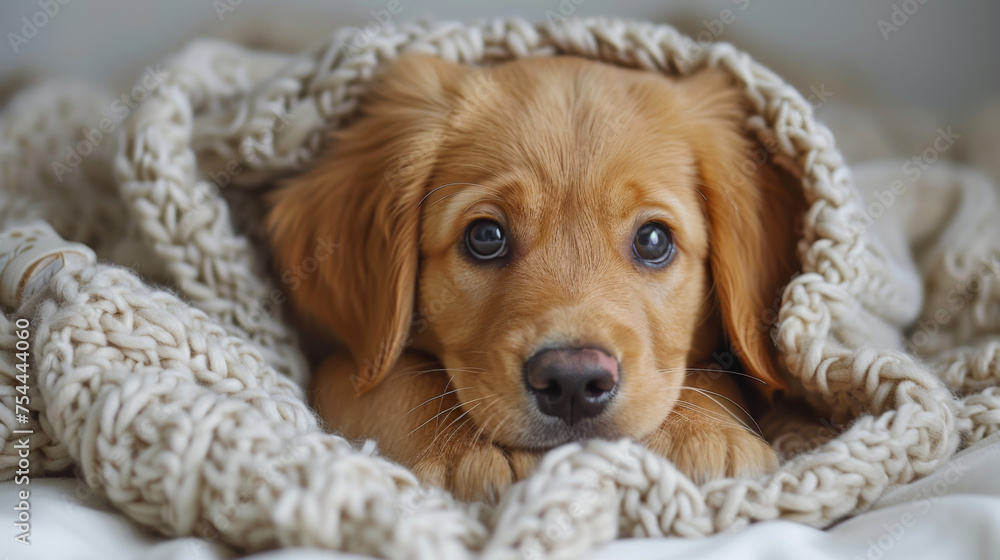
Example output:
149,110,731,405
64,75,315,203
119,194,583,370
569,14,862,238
516,415,630,448
492,394,674,449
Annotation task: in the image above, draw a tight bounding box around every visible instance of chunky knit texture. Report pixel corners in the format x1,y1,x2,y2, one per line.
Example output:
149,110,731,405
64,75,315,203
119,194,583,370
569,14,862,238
1,17,998,559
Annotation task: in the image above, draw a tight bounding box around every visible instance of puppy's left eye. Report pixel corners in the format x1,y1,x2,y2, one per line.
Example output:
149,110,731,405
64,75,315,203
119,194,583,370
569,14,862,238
633,222,674,266
465,219,509,261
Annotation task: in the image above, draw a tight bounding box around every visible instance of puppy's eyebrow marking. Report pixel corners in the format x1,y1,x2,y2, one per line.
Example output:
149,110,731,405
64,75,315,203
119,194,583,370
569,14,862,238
462,200,505,216
432,188,504,211
430,186,504,211
419,182,503,207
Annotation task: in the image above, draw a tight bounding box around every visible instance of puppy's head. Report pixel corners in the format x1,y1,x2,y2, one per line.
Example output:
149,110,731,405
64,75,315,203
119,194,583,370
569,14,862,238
269,55,804,448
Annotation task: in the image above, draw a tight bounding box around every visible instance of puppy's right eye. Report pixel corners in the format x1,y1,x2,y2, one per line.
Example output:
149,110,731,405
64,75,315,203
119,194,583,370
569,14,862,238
465,219,508,261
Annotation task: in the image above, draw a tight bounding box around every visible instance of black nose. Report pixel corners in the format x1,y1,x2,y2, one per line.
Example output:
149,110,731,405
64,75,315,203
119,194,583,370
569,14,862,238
523,347,620,425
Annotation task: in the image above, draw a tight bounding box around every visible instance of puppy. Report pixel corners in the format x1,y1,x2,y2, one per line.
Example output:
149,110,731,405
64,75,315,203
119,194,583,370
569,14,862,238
268,54,806,502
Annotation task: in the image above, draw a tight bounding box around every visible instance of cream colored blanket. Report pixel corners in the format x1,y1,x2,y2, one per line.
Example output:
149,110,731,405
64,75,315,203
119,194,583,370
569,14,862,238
0,18,998,560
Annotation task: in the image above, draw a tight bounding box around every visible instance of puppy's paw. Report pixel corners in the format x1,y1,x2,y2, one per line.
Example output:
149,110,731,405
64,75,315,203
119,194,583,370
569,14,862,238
412,443,541,503
645,418,779,484
716,424,779,480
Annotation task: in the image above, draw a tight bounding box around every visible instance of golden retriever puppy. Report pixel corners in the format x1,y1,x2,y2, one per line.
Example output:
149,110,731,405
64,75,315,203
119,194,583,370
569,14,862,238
268,54,805,502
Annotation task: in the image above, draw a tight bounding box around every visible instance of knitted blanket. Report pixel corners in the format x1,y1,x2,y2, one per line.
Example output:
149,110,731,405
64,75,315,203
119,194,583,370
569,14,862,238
1,17,999,560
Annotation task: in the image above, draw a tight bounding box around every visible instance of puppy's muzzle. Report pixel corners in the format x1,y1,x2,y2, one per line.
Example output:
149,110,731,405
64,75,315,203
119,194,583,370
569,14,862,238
523,347,619,425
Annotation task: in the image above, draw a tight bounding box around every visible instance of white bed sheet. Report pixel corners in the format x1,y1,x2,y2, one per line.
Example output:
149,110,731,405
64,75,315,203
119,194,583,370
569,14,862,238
4,431,1000,560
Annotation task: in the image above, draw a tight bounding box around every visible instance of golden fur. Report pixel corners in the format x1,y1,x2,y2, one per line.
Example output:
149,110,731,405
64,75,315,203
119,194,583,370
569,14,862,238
268,54,805,502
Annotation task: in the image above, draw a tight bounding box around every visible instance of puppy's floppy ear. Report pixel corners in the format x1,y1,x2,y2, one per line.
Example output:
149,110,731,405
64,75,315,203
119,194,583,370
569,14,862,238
681,69,807,392
268,54,471,394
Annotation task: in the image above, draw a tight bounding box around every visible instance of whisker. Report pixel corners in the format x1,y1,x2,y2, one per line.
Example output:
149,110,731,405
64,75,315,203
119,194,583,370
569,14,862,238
433,374,456,432
408,403,463,440
656,367,766,385
421,415,480,465
426,395,503,462
651,404,697,434
390,366,486,381
670,401,755,436
682,386,763,435
431,402,483,450
672,399,740,428
406,392,486,439
661,401,736,429
470,397,502,444
402,387,475,420
389,366,489,385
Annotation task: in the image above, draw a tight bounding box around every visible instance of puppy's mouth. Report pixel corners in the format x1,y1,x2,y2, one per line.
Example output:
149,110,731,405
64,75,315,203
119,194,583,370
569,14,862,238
519,415,626,449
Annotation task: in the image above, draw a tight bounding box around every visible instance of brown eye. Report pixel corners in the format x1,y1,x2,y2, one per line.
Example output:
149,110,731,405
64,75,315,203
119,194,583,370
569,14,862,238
633,222,674,266
465,219,508,261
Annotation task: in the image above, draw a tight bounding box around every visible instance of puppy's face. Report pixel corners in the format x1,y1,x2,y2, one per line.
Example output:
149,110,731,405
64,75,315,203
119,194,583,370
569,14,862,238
270,55,801,450
416,63,720,446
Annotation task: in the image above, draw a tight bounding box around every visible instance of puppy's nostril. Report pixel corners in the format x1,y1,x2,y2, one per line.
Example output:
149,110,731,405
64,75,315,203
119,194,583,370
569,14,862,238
530,378,563,400
523,346,620,426
542,383,562,399
585,378,614,398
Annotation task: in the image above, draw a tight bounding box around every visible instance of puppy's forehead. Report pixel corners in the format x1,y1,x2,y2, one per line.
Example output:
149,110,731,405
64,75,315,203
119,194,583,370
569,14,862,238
440,58,701,220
